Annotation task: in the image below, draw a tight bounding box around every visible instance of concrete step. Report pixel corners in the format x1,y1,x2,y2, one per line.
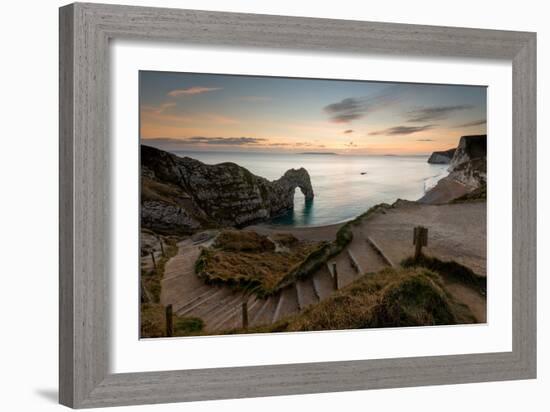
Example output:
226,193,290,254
163,247,201,279
346,249,364,274
328,253,356,289
250,296,278,327
272,286,299,323
362,240,391,273
175,287,227,317
164,281,206,310
168,283,213,312
245,296,264,325
193,290,244,321
366,236,396,268
312,267,335,300
295,276,319,309
208,296,261,332
201,292,249,327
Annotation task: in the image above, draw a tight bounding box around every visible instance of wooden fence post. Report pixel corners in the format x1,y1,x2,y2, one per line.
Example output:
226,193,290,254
158,238,165,257
413,226,428,260
165,304,173,337
332,262,338,290
242,301,249,330
150,251,157,271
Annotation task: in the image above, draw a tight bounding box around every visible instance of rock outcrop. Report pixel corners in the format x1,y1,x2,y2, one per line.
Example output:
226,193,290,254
448,135,487,188
141,145,314,234
449,135,487,170
427,148,456,164
420,135,487,204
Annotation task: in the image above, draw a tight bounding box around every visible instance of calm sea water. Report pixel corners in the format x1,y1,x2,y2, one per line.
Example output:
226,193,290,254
173,151,448,227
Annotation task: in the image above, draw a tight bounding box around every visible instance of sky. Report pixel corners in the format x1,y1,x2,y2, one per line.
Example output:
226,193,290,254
140,71,487,155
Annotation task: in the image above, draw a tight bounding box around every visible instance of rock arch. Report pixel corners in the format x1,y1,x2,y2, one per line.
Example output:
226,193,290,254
271,168,314,212
277,168,314,199
141,145,316,232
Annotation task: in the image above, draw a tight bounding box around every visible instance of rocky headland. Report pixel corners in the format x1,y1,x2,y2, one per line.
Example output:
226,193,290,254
141,145,314,235
427,148,456,164
421,134,487,204
141,136,488,337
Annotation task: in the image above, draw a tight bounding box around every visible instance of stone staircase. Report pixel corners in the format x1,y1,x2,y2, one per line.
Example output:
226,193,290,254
159,229,391,334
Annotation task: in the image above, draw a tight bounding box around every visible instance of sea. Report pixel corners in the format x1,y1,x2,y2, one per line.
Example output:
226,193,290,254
172,151,449,227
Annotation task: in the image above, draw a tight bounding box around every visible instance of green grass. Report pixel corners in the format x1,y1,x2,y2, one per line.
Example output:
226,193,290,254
224,267,476,335
401,254,486,295
140,234,179,338
141,239,178,303
195,230,323,297
174,317,204,336
140,303,205,338
141,176,188,205
278,202,392,288
452,184,487,203
335,203,391,247
195,203,393,298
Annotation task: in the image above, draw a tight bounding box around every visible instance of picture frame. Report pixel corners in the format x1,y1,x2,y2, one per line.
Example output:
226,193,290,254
59,2,536,408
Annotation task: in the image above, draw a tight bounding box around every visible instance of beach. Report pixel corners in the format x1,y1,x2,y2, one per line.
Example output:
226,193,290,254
140,139,487,337
180,150,449,227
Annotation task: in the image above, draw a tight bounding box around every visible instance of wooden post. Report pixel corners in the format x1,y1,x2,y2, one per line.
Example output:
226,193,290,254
413,226,428,260
158,238,165,257
242,301,249,330
165,304,173,337
150,251,157,271
332,262,338,290
140,279,152,303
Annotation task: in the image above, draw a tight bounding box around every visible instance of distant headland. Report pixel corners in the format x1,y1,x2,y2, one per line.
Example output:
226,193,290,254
299,152,338,155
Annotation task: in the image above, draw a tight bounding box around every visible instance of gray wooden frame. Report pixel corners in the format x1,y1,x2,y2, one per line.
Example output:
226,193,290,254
59,2,536,408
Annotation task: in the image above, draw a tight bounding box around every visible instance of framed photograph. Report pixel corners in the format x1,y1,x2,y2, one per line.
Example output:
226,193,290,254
59,2,536,408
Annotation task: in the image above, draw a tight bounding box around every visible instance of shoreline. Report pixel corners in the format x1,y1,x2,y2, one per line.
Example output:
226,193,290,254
246,174,462,240
249,164,453,235
245,221,344,242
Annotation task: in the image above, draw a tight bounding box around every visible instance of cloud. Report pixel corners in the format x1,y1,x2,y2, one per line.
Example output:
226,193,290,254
454,119,487,128
205,114,240,125
238,96,272,102
324,98,364,123
369,124,436,136
416,139,433,142
323,87,406,123
406,105,473,122
167,87,222,97
268,142,291,147
142,102,177,115
144,136,266,146
343,129,354,134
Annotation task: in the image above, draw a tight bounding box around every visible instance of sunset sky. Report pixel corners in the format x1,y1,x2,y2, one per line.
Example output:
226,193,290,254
140,71,487,155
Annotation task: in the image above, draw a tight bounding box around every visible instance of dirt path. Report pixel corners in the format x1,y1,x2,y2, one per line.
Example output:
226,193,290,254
158,230,375,333
246,222,343,242
158,200,487,333
442,279,486,323
362,200,486,276
359,200,487,322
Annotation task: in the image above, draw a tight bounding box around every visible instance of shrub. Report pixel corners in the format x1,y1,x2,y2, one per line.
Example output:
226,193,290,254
401,254,486,295
229,267,476,334
174,317,204,335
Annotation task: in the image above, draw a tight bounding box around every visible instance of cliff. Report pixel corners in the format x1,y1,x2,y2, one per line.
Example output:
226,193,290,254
448,135,487,187
141,145,314,234
427,148,456,164
420,135,487,204
450,135,487,170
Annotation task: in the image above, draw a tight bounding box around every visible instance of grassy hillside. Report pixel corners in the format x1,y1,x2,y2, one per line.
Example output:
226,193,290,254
230,267,476,334
195,230,323,295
